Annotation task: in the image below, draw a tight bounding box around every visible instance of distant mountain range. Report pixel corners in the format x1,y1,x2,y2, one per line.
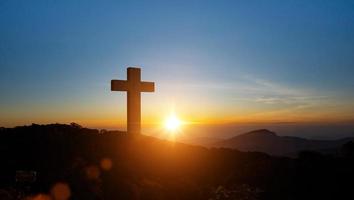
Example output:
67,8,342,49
188,129,354,156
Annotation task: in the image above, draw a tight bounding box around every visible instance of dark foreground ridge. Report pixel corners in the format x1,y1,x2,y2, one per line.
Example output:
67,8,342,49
1,124,354,200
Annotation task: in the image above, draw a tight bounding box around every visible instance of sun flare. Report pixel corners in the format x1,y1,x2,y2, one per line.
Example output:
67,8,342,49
164,114,182,132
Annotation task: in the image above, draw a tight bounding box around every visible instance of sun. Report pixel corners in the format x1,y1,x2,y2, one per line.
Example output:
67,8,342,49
164,114,182,132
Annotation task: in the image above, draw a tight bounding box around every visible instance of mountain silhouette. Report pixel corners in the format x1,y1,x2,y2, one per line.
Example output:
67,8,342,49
213,129,354,156
1,124,354,199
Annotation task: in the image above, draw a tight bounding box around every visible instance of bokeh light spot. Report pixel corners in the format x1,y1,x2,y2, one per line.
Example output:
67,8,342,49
26,194,52,200
100,158,113,171
50,182,71,200
85,165,101,180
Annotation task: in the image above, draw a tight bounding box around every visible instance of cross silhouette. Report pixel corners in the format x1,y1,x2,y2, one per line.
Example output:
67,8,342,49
111,67,155,135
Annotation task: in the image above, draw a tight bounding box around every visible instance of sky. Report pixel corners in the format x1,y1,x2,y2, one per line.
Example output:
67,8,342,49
1,0,354,136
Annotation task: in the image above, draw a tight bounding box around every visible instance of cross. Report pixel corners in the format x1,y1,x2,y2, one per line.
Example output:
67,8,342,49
111,67,155,135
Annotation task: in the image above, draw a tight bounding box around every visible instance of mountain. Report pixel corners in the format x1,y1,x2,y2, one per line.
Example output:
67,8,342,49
213,129,354,156
1,124,354,199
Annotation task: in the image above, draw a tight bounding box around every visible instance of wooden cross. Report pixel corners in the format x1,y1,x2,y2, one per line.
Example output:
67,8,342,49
111,67,155,135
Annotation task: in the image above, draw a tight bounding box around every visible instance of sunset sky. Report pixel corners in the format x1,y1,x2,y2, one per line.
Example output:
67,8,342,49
1,1,354,135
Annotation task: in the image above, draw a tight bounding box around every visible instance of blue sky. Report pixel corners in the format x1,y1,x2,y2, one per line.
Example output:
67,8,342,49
1,0,354,129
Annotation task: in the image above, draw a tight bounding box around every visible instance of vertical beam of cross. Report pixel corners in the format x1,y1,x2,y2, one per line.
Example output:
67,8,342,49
111,67,155,135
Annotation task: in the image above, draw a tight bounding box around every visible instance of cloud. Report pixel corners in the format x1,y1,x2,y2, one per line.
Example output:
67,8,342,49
156,73,354,123
238,75,331,107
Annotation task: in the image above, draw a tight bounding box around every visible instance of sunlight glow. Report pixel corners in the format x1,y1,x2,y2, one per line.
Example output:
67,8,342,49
164,114,182,132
